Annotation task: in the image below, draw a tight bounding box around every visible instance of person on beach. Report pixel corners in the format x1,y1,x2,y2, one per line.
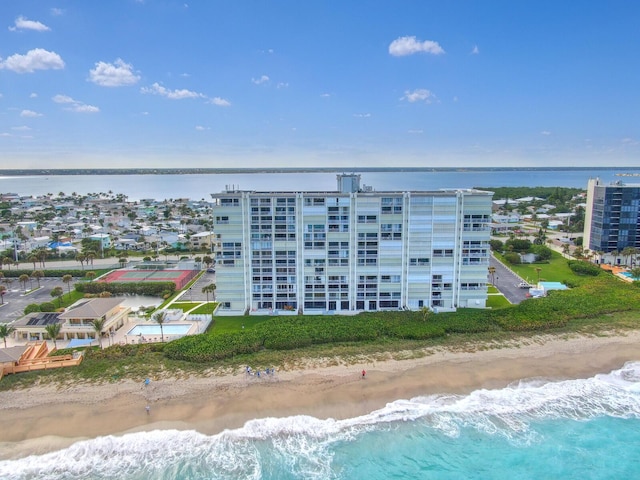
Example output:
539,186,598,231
145,405,150,415
362,369,366,379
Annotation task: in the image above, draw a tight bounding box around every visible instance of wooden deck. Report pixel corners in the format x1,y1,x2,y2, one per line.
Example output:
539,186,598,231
1,341,83,378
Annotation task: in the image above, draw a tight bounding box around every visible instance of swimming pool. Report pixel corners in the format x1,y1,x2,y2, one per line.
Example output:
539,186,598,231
621,272,639,280
126,324,193,336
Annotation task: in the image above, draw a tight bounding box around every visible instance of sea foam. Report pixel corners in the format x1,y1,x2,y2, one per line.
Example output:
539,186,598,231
2,362,640,479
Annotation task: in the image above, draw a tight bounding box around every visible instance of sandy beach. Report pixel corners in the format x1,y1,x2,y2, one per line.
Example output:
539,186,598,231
1,331,640,460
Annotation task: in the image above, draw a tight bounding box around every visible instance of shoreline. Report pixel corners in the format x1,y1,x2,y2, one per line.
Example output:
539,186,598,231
1,331,640,460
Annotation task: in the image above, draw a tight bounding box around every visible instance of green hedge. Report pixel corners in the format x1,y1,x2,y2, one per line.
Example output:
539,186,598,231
75,281,176,297
567,260,602,276
165,311,483,363
0,269,85,278
164,276,640,364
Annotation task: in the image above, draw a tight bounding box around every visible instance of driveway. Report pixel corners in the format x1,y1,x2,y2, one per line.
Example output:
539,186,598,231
490,255,530,305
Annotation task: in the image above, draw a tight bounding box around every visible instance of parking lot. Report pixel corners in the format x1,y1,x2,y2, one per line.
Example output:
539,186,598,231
0,277,80,324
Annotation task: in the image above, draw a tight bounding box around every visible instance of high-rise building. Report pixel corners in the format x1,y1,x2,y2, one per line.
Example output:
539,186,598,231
584,178,640,253
211,175,493,315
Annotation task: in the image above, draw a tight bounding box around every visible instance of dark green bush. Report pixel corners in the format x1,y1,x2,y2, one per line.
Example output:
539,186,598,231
75,281,176,297
567,260,601,276
23,303,41,315
39,302,56,312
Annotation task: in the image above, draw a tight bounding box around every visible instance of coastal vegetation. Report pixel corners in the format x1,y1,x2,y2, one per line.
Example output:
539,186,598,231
2,269,637,392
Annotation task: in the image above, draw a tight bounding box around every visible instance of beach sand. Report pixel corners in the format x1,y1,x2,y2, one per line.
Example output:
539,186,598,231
1,331,640,460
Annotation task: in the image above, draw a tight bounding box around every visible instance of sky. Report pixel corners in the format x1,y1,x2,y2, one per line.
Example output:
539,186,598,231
1,1,639,169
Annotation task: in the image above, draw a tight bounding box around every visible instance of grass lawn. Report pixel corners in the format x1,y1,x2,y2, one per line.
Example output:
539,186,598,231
487,285,499,294
486,294,512,309
495,250,591,285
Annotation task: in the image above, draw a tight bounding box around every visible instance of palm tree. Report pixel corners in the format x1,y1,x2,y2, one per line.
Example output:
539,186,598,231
488,266,496,285
611,249,619,266
19,274,30,293
562,243,571,258
622,247,637,267
0,285,6,305
62,274,73,295
27,253,38,270
85,271,97,281
152,310,167,343
0,323,16,348
202,283,216,302
44,322,62,349
76,252,86,270
420,305,431,322
629,267,640,281
91,319,106,348
51,286,64,307
535,267,542,283
32,270,44,288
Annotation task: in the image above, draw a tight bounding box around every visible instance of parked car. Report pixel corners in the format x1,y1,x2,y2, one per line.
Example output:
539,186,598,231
206,268,216,273
518,282,532,289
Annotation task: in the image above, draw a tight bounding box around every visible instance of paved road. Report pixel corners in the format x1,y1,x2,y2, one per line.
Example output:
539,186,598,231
180,271,217,302
490,255,530,304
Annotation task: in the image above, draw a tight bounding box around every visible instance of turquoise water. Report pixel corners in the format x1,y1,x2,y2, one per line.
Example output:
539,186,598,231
126,324,192,336
2,362,640,479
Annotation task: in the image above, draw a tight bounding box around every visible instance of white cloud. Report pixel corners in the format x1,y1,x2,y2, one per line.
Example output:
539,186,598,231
353,113,371,118
52,94,75,104
195,125,208,131
50,8,64,16
389,36,445,56
29,92,38,98
408,129,423,134
9,16,51,32
401,89,436,103
0,133,12,137
140,82,204,100
89,58,140,87
71,104,99,113
471,45,480,55
540,130,552,136
209,97,231,107
0,48,64,73
277,82,289,89
20,109,43,117
320,93,331,98
52,94,99,113
12,125,31,131
252,75,269,85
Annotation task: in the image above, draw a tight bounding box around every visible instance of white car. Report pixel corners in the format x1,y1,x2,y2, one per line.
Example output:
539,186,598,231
518,282,532,289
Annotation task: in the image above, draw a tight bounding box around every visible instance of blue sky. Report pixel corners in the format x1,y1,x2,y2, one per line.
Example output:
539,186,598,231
1,1,639,169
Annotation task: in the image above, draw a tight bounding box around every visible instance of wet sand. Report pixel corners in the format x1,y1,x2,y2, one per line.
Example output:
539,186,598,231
1,331,639,459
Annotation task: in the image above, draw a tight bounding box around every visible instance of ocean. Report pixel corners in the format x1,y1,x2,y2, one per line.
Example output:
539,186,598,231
2,362,640,479
0,168,638,201
2,167,640,478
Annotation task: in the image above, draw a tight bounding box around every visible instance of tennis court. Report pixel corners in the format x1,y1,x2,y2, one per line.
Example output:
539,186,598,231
101,269,198,290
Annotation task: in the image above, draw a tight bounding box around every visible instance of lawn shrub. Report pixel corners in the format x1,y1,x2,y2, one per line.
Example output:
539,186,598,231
567,260,601,276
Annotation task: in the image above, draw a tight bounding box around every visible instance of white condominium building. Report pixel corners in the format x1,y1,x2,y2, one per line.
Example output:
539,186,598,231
211,175,493,315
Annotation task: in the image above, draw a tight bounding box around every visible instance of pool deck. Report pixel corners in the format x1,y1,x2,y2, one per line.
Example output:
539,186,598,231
123,322,198,344
600,264,635,283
